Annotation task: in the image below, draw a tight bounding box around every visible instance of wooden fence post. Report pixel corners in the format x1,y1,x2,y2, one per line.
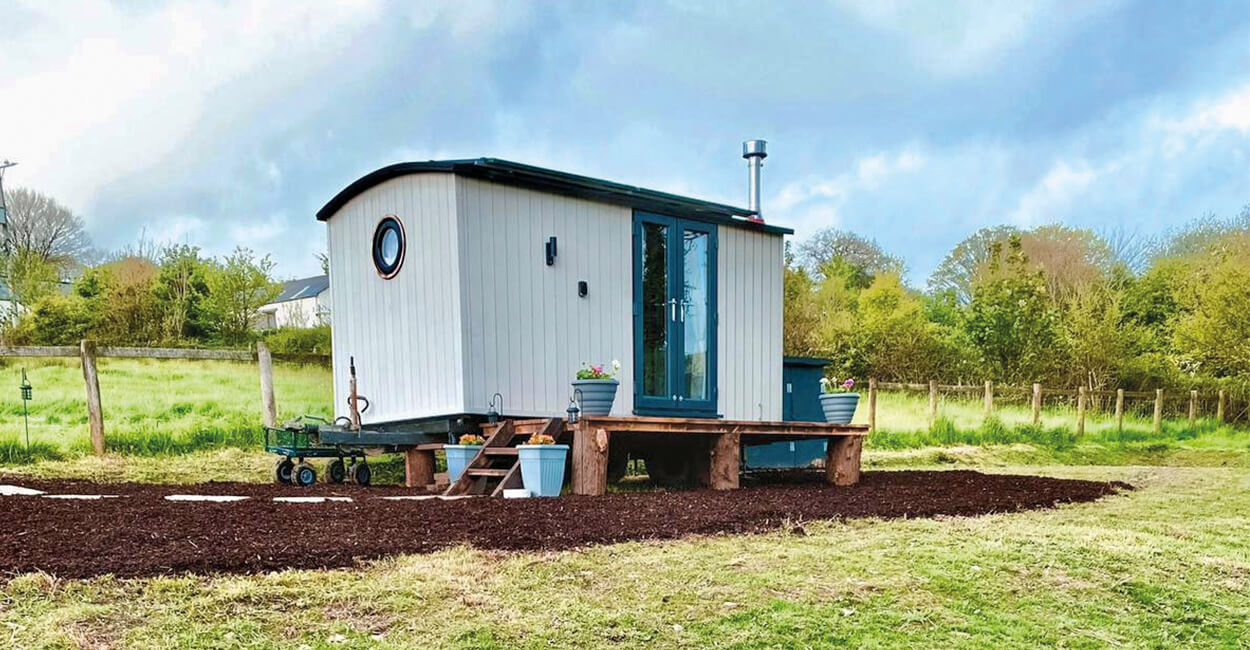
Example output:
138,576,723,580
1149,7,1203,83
868,378,878,433
984,380,993,418
1076,386,1087,437
1153,389,1164,434
1031,383,1042,426
79,339,105,456
257,342,277,428
928,380,938,428
1115,388,1125,432
1188,389,1198,427
1218,389,1227,423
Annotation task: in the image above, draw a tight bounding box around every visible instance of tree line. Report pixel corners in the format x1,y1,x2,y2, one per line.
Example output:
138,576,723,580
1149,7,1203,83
784,206,1250,397
0,187,292,348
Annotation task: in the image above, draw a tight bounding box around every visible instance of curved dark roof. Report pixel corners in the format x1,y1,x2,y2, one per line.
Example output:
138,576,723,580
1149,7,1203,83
316,158,793,235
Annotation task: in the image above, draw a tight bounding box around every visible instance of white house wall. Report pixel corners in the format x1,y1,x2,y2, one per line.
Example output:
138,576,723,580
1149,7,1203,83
261,294,330,329
326,173,464,424
717,226,784,420
455,177,635,417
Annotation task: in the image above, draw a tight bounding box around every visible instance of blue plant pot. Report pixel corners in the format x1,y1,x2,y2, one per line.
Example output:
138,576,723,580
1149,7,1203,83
444,445,482,482
517,444,569,497
820,393,860,424
572,379,619,416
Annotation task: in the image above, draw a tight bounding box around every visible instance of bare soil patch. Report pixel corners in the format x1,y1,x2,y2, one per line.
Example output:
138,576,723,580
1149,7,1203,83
0,470,1128,579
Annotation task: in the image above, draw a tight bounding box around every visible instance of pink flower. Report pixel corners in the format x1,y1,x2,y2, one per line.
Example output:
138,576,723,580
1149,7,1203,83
843,378,855,390
592,365,603,375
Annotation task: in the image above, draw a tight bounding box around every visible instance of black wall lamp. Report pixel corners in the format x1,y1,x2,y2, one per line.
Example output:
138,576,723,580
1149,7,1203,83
545,236,557,266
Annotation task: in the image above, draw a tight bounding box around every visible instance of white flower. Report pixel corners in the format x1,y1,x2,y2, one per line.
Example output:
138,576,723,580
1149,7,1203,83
611,359,621,373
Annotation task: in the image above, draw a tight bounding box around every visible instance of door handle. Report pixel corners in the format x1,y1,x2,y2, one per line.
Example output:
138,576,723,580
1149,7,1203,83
668,299,678,322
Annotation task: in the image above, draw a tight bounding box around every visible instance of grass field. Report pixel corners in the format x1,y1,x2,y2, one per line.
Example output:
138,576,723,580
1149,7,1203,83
3,464,1248,648
3,359,1250,647
1,358,1246,469
0,358,331,462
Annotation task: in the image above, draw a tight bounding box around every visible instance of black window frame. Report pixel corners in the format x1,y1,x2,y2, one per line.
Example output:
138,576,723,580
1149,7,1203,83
372,215,406,279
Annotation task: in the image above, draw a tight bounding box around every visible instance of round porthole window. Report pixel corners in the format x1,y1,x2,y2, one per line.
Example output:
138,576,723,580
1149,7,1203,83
372,215,405,279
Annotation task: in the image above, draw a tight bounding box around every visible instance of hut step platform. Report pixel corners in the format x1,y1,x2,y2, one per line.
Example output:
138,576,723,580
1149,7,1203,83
415,416,867,497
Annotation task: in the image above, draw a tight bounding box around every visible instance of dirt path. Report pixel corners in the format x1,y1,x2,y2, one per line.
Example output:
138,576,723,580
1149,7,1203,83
0,470,1128,579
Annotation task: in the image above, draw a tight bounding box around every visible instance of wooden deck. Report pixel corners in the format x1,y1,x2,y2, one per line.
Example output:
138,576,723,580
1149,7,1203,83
461,416,868,496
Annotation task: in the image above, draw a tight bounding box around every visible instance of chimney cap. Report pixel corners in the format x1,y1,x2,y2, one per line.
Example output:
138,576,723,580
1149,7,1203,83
742,140,767,159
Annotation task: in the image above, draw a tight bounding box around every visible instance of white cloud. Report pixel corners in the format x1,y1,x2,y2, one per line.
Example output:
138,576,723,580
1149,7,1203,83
1008,160,1102,227
2,0,384,212
771,146,928,236
833,0,1123,77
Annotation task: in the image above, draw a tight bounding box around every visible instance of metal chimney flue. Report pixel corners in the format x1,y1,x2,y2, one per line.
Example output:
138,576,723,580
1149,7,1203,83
742,140,767,223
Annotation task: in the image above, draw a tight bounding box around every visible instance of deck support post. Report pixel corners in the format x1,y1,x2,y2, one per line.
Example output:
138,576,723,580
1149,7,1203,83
405,448,436,489
826,435,863,486
571,422,609,496
708,430,740,490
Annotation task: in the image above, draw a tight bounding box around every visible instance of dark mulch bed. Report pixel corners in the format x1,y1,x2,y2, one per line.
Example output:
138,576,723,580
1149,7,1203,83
0,471,1129,579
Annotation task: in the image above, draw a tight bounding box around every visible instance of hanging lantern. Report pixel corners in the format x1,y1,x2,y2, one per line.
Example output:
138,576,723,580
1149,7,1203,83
566,389,583,424
487,392,503,423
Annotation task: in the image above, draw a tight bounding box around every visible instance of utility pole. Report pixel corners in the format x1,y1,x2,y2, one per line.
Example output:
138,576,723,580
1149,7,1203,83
0,159,16,252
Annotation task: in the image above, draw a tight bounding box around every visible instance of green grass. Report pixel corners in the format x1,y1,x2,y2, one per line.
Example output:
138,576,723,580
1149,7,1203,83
859,390,1247,456
3,464,1249,648
0,357,331,458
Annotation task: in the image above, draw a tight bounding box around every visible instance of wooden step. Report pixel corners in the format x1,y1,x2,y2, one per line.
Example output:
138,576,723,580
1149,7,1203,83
466,468,510,477
482,447,519,456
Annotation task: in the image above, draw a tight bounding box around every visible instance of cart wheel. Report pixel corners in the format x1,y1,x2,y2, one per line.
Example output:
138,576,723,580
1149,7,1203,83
326,459,346,484
273,458,294,485
349,461,371,486
292,462,317,487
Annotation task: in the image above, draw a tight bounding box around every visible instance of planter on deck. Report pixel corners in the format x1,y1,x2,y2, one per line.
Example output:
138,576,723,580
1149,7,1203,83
517,444,570,497
572,379,619,416
443,445,482,482
819,393,860,425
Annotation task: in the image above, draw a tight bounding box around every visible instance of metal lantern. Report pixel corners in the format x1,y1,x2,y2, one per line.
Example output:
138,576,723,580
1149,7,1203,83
19,369,31,448
487,392,503,423
566,388,583,424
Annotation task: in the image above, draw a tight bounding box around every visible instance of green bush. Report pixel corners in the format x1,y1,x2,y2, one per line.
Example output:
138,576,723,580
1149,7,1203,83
259,325,331,355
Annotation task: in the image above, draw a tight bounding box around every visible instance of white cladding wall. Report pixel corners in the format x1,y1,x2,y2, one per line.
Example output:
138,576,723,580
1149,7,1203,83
327,174,464,424
325,172,784,423
717,226,784,420
455,178,635,417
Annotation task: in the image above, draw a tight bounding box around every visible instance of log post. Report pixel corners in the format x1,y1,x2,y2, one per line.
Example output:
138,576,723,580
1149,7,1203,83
1188,389,1198,427
1031,383,1042,426
80,339,105,456
928,380,938,428
826,435,863,486
1115,388,1125,432
256,341,277,428
709,430,740,490
405,448,436,489
868,378,878,433
1076,386,1087,437
984,380,993,417
571,422,609,496
1153,389,1164,434
1218,389,1227,423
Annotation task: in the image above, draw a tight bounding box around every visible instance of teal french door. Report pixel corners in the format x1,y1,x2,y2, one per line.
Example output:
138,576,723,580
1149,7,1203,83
633,211,718,416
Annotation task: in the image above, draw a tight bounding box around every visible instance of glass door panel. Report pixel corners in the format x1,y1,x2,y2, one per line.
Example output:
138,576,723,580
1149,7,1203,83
639,221,670,399
681,228,711,403
634,212,718,416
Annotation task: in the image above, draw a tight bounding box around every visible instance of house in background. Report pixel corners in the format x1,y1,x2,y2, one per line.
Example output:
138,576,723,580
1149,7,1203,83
257,275,331,329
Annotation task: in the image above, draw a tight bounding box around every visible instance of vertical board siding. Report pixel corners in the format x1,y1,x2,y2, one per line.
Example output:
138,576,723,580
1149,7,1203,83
457,178,634,418
717,226,784,420
326,173,464,424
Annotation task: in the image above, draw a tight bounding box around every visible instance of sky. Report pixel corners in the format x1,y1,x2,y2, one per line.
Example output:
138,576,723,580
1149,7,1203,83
3,0,1250,285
